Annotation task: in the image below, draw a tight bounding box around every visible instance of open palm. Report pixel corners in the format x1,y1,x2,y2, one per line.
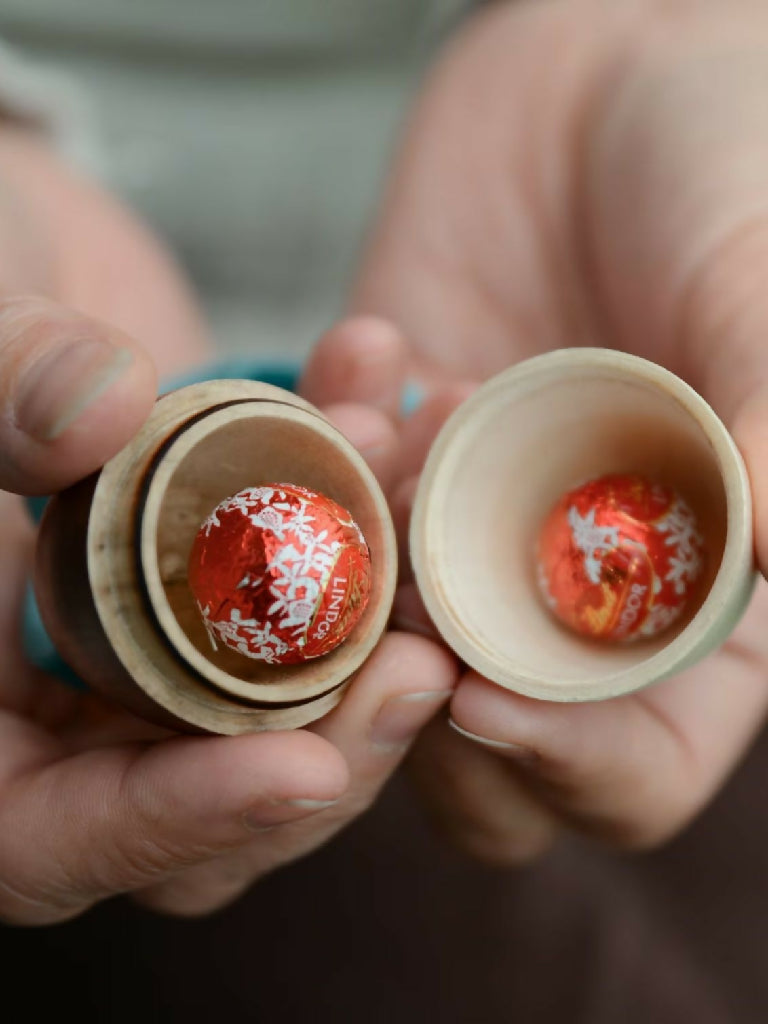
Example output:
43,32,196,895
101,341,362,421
302,0,768,859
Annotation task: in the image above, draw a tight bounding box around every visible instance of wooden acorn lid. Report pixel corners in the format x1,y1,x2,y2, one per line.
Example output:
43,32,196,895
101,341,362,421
410,349,756,702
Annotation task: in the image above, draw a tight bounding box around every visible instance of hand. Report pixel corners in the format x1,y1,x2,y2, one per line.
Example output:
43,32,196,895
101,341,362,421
301,0,768,862
0,130,458,923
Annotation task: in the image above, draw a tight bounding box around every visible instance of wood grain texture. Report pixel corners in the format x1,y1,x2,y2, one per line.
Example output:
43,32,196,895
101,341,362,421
410,349,756,702
34,380,397,733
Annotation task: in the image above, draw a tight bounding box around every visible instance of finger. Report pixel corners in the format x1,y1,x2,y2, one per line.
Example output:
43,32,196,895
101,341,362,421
395,382,477,480
300,316,409,420
348,4,565,385
448,580,768,848
320,401,400,494
407,715,559,866
0,728,348,924
0,295,157,495
312,631,457,782
136,633,458,916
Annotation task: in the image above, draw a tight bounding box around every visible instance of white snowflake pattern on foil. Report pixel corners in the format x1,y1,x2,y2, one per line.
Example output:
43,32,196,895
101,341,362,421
666,549,703,594
267,555,323,630
201,507,222,537
536,561,558,611
264,530,342,634
636,601,681,639
200,485,354,658
291,486,363,545
567,506,622,584
236,572,263,590
203,607,290,663
656,499,704,594
281,501,318,541
201,486,282,536
250,504,286,537
287,530,340,576
277,599,316,633
198,602,219,650
341,515,365,546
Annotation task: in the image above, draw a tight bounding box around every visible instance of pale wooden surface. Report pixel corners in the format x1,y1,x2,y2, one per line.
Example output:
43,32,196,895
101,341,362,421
141,398,396,704
410,348,756,702
35,380,397,733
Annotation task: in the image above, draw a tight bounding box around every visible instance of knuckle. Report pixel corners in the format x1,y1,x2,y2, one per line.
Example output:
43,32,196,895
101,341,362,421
0,868,89,927
0,296,60,359
96,762,227,890
107,833,190,884
105,827,225,890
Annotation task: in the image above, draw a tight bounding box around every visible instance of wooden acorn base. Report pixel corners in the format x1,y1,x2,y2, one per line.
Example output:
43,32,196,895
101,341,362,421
34,380,397,734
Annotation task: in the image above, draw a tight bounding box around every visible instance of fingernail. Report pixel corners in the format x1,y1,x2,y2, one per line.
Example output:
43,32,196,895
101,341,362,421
282,798,339,810
449,719,537,760
370,689,453,753
15,340,134,441
242,796,339,832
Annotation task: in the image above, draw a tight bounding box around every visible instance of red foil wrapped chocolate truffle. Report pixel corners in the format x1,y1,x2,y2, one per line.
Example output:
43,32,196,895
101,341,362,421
536,474,705,642
188,484,372,664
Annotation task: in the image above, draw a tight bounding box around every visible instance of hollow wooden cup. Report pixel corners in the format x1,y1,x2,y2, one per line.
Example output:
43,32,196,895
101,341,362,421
410,349,757,702
34,380,398,734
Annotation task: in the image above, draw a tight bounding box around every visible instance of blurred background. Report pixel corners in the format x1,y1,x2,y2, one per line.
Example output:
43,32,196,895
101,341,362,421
2,4,768,1023
0,0,472,361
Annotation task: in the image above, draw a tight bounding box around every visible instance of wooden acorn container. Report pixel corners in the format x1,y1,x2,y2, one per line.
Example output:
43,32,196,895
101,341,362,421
411,348,757,702
34,380,397,734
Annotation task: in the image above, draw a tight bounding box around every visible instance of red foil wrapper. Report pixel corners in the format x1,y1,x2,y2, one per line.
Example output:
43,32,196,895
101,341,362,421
536,474,705,642
188,484,372,664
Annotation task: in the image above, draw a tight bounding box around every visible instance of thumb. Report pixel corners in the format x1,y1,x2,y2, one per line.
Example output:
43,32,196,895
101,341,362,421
0,295,157,495
0,729,348,925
